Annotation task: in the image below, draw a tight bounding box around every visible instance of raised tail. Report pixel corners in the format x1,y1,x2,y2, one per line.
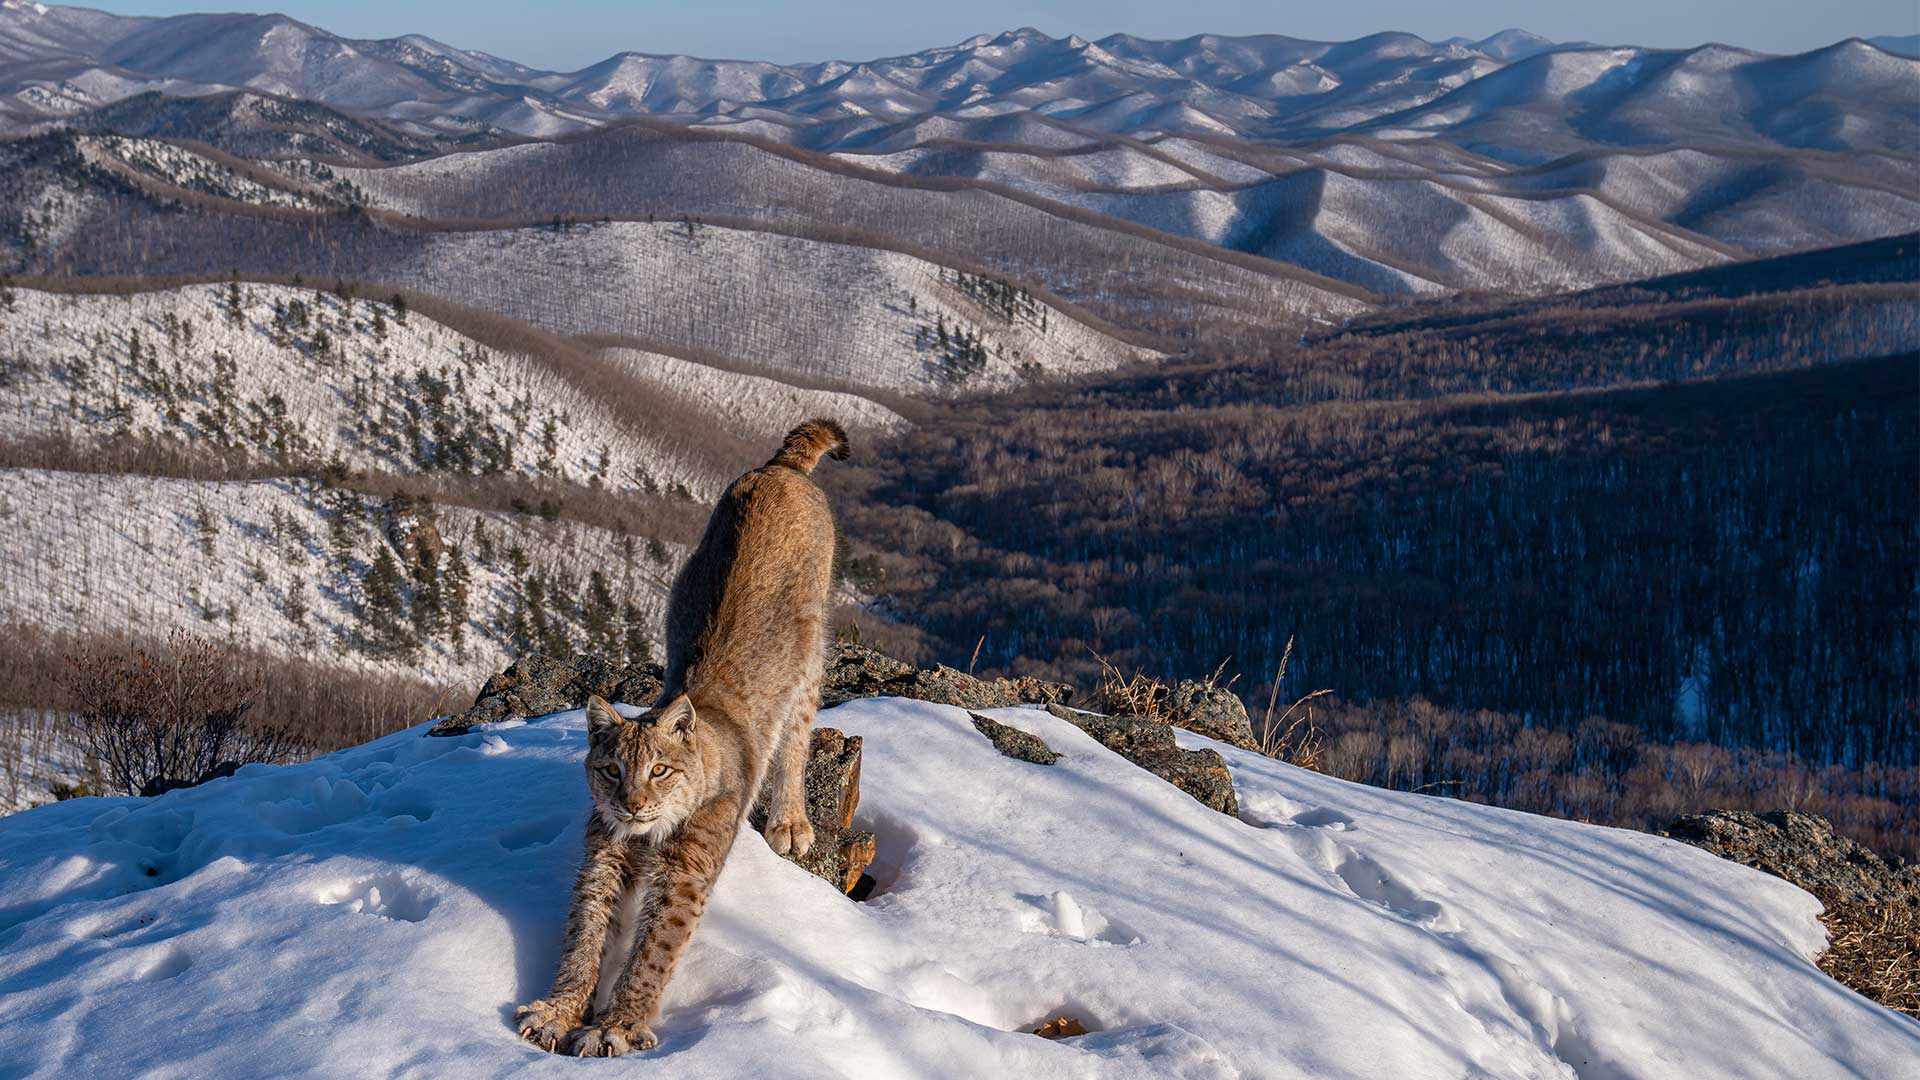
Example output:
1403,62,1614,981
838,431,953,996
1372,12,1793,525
768,418,850,474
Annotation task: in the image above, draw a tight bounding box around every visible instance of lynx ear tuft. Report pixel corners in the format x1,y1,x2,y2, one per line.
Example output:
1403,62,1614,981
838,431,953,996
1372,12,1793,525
585,695,625,736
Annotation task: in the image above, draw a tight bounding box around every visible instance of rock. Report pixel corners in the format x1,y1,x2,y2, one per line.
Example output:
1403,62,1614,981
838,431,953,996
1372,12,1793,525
1664,810,1918,908
968,712,1059,765
802,728,863,830
427,654,665,736
1168,680,1257,750
1044,704,1239,816
783,827,878,896
750,727,873,894
384,498,445,572
820,641,915,704
821,640,1073,710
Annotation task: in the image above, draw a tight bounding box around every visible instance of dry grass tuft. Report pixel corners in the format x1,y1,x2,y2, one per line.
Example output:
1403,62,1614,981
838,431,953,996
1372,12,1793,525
1817,895,1919,1016
1257,636,1329,771
1089,650,1180,725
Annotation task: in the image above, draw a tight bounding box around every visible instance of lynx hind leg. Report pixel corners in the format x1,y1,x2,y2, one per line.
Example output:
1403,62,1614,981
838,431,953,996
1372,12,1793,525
761,699,816,857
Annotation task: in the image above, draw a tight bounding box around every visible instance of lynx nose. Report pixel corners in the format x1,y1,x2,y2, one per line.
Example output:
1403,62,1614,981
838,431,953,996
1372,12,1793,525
625,799,644,813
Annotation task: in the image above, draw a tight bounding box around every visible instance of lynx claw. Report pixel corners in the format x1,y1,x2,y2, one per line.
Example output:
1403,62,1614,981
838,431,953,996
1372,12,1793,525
515,999,577,1052
568,1022,657,1057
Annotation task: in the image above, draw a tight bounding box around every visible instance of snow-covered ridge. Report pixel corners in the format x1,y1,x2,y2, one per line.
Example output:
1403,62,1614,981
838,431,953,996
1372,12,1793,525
0,698,1910,1076
75,135,339,210
0,283,713,496
0,469,677,685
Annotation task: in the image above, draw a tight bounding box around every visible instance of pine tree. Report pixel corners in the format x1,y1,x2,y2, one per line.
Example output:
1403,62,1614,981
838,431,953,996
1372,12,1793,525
410,547,444,644
584,569,617,656
363,546,410,655
622,601,653,666
443,544,471,654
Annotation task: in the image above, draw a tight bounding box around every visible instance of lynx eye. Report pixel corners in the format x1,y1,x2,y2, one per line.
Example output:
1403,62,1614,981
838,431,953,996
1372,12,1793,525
598,764,620,781
649,764,669,778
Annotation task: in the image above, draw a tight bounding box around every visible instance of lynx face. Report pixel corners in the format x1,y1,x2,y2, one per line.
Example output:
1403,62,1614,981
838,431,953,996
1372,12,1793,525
584,696,705,843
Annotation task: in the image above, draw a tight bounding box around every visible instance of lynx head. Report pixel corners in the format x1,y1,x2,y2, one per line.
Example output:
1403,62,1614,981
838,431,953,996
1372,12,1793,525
583,695,705,842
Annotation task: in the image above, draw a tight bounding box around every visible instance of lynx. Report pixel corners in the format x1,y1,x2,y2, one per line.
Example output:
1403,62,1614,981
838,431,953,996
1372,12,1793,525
515,418,849,1057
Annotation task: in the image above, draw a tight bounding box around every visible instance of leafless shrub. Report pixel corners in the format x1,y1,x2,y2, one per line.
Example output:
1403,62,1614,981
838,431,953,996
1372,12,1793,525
55,630,303,796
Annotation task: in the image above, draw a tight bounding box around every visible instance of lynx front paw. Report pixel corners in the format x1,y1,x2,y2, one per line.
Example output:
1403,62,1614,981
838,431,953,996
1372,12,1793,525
514,999,580,1052
763,814,815,858
567,1021,658,1057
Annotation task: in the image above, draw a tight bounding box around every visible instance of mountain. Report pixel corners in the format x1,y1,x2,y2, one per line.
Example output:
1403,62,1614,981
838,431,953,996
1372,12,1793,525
1,695,1912,1077
0,5,1910,310
1,4,1915,162
1869,34,1920,58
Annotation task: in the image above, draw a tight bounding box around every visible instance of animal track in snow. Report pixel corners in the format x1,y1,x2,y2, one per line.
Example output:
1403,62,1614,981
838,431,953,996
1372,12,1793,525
376,788,437,824
140,945,192,982
496,815,569,851
1236,791,1353,830
318,875,435,923
1290,831,1456,931
1333,852,1448,926
1016,890,1142,946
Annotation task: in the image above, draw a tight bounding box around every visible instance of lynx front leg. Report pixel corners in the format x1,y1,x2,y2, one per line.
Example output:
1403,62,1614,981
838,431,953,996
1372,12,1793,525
516,833,631,1051
568,797,742,1057
761,702,816,857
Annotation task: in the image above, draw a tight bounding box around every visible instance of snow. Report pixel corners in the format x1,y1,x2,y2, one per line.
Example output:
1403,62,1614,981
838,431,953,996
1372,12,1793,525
600,347,907,441
0,697,1911,1078
0,469,677,685
0,283,716,497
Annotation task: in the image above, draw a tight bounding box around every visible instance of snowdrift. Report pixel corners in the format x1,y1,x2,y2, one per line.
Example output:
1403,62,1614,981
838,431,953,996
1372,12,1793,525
0,698,1912,1078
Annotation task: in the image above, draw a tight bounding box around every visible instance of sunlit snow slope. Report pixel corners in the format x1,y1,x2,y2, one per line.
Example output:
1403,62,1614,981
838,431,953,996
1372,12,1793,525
0,698,1911,1078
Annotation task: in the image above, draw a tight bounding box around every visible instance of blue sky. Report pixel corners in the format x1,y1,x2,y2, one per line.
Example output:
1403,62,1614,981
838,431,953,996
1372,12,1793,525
99,1,1920,70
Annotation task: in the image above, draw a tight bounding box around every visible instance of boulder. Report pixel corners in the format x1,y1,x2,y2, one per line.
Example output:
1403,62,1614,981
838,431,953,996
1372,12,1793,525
1044,704,1239,816
968,712,1059,765
426,655,664,736
1168,680,1258,750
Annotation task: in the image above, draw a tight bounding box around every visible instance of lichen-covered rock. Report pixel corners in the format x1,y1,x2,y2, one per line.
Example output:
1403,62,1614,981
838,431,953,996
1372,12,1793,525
1665,810,1918,907
1169,680,1257,750
802,728,863,830
820,642,916,705
750,727,872,893
820,641,1072,710
1044,705,1239,816
426,655,665,736
968,712,1059,765
784,827,878,895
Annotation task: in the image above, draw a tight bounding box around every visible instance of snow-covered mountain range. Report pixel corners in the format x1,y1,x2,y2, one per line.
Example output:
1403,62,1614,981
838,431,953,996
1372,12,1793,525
0,3,1913,311
0,3,1914,160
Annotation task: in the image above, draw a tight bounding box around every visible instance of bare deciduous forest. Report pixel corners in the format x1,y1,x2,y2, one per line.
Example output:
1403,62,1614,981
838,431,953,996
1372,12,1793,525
831,246,1920,858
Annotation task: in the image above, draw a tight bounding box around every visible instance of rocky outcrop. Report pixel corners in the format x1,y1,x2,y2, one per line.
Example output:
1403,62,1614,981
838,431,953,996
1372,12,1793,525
1664,809,1917,907
750,728,875,895
822,642,1072,710
968,712,1059,765
1045,704,1238,816
426,655,663,736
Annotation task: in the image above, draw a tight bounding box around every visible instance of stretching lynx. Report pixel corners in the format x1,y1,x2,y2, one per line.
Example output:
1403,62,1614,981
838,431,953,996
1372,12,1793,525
515,418,849,1057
